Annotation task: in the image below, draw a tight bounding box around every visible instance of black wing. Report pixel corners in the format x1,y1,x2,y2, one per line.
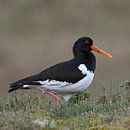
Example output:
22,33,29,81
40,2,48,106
9,59,85,92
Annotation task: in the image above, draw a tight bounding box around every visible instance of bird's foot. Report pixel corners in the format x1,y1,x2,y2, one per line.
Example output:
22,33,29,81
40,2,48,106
40,88,62,105
55,95,62,105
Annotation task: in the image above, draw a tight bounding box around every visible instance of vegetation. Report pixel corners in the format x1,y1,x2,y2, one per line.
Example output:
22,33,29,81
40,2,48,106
0,82,130,130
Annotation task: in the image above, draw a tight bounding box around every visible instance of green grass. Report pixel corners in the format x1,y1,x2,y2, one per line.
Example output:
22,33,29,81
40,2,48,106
0,82,130,130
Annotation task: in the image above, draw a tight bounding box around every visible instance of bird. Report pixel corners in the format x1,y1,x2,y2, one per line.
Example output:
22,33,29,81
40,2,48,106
8,37,112,103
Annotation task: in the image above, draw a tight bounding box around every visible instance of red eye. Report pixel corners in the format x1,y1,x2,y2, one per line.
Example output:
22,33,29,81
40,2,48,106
85,40,90,45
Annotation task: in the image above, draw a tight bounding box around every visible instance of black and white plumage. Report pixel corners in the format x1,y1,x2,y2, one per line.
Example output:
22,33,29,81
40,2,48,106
9,37,112,102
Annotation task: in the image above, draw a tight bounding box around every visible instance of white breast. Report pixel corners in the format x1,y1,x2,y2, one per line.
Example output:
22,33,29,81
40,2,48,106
78,64,88,75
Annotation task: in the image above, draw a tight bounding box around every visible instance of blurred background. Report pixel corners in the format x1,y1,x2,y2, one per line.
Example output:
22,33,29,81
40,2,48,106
0,0,130,97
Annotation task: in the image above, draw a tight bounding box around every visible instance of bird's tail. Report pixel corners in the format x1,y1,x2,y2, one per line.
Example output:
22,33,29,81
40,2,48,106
8,76,41,93
8,84,23,93
8,83,24,93
8,82,41,93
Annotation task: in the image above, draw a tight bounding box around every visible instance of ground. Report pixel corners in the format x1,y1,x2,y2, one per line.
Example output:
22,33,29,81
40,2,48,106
0,83,130,130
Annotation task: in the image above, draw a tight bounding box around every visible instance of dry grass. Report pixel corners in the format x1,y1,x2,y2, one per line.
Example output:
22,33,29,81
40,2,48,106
0,82,130,129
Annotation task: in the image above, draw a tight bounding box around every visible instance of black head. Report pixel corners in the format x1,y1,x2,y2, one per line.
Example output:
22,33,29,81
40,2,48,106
73,36,112,59
73,37,94,56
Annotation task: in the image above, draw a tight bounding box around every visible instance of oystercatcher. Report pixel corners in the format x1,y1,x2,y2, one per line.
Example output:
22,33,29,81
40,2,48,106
9,37,112,103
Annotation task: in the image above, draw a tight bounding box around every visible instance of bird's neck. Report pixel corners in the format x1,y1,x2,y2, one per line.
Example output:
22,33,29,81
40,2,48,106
73,51,96,73
73,50,87,59
73,50,93,59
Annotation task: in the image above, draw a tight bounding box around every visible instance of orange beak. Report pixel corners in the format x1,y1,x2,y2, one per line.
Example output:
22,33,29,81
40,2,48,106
91,45,112,58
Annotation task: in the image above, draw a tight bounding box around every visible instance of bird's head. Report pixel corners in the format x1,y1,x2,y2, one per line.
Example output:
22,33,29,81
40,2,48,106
73,37,112,58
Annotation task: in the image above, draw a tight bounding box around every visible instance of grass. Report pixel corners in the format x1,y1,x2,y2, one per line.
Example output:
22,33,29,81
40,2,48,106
0,82,130,130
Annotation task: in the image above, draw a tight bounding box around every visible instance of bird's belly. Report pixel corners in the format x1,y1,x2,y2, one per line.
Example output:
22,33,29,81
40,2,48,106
40,72,94,93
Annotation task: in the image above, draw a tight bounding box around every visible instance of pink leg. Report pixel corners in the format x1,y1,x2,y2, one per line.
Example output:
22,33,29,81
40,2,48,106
40,88,62,104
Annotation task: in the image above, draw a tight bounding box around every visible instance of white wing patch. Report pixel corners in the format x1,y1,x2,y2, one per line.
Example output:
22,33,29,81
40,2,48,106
37,80,72,88
23,85,29,88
